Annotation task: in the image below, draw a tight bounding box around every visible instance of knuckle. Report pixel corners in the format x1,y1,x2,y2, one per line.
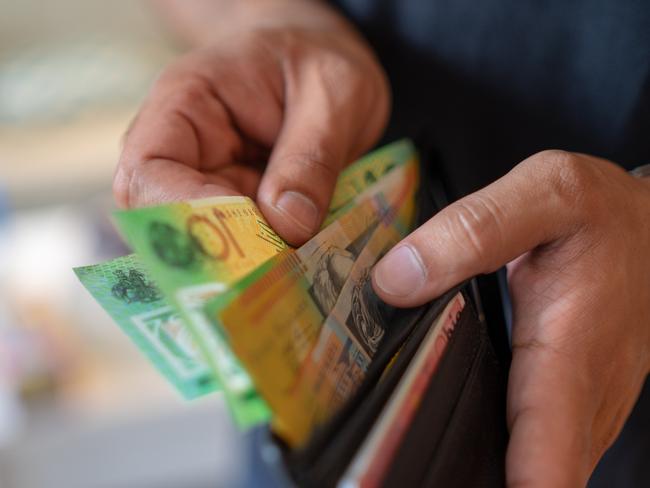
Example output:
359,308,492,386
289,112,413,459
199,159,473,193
446,193,504,268
325,71,361,108
323,52,360,81
282,145,340,185
112,166,132,208
151,60,215,111
169,76,213,111
113,161,149,209
322,51,374,99
531,150,596,212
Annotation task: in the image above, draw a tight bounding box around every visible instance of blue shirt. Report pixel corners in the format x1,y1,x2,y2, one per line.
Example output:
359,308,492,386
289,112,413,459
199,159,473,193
331,0,650,198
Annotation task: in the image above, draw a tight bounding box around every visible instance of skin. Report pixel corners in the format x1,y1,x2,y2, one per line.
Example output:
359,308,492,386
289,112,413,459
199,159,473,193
114,0,389,245
372,151,650,486
114,1,650,486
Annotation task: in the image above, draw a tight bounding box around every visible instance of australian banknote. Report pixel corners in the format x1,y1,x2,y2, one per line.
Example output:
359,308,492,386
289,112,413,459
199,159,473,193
76,139,418,429
340,293,466,488
207,195,390,443
112,195,283,426
324,138,417,226
74,254,216,399
207,154,419,445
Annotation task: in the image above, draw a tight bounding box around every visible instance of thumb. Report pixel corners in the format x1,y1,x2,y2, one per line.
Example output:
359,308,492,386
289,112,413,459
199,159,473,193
257,61,387,246
372,151,589,307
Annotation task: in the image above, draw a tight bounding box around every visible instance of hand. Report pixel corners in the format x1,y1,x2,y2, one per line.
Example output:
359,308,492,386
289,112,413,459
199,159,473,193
372,150,650,487
114,1,389,245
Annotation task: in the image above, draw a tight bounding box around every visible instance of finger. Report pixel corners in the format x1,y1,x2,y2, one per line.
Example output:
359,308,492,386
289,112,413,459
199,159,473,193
114,158,263,207
372,151,591,306
114,61,251,208
257,58,388,245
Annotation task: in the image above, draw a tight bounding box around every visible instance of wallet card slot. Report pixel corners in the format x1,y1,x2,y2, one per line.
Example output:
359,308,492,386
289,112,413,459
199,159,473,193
381,298,507,487
285,287,466,487
380,303,481,487
419,330,507,488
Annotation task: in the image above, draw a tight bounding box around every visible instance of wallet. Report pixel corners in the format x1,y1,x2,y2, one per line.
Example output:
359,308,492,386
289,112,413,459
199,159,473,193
250,149,511,488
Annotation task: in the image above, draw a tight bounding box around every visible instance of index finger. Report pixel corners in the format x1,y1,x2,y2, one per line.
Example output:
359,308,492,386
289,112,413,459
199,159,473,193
114,65,244,207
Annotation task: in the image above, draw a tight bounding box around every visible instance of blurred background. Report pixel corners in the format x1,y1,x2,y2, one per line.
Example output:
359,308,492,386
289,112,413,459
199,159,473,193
0,1,251,487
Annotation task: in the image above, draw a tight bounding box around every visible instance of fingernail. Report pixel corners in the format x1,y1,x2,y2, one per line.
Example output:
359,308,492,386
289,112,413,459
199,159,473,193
275,191,320,233
374,245,426,297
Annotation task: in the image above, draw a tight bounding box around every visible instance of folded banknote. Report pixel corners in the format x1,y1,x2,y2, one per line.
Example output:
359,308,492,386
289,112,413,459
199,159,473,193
206,153,418,445
75,139,419,437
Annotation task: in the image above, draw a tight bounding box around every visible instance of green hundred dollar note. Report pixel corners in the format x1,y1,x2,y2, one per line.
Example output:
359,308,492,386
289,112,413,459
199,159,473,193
74,254,216,398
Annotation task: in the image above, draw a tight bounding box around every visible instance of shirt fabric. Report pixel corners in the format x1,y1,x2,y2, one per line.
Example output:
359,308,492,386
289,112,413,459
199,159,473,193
332,0,649,197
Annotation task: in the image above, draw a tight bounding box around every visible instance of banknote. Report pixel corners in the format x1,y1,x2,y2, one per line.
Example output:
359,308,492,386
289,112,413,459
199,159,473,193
298,159,420,433
208,141,418,332
292,204,412,445
207,195,390,443
74,254,216,399
208,155,419,445
75,140,418,406
339,293,466,488
111,141,417,400
113,196,286,426
324,139,417,226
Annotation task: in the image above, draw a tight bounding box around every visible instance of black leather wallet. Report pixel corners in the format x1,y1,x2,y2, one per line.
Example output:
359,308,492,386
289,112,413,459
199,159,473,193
254,151,511,488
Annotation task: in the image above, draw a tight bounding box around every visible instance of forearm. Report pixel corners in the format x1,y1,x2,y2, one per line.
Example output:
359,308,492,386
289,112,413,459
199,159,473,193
153,0,353,46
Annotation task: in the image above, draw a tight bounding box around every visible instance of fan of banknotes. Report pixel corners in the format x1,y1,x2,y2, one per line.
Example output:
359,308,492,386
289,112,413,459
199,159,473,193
75,140,419,447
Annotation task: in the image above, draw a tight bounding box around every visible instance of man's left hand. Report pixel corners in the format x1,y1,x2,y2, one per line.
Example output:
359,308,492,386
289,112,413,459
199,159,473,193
372,150,650,487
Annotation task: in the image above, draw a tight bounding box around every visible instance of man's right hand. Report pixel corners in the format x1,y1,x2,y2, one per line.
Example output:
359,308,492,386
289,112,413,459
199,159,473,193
113,0,390,245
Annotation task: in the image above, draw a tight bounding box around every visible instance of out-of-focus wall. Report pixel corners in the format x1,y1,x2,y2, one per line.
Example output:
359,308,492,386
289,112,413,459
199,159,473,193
0,3,251,487
0,0,167,51
0,0,179,208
